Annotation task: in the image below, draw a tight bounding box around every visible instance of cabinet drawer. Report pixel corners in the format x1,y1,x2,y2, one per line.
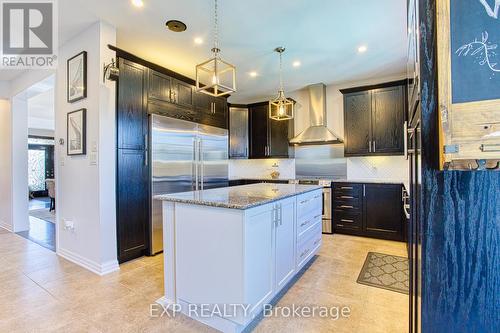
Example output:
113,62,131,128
333,184,362,197
297,190,322,220
334,212,362,231
297,211,322,238
297,222,322,268
334,201,361,212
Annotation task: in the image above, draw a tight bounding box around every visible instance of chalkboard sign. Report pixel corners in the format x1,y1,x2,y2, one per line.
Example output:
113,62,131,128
450,0,500,103
437,0,500,170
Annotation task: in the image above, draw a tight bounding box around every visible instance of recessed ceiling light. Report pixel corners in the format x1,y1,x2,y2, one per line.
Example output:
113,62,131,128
358,45,367,53
292,60,301,67
249,71,258,77
194,37,203,45
166,20,187,32
131,0,144,8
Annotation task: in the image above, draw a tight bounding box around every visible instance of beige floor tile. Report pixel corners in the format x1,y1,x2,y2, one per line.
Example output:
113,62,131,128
1,229,408,333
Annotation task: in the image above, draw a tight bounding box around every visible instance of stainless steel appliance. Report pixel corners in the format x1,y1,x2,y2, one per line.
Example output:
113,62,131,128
150,115,228,255
290,179,333,234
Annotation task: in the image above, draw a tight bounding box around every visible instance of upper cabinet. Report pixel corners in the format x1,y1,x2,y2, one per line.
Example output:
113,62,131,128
247,103,293,159
196,91,228,129
117,58,148,150
229,107,249,159
342,81,406,157
145,69,228,129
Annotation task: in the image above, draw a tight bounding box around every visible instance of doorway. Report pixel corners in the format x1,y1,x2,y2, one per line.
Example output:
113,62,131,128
14,75,56,252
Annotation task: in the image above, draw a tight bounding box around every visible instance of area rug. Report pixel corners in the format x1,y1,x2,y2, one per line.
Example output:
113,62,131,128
357,252,409,294
29,208,55,224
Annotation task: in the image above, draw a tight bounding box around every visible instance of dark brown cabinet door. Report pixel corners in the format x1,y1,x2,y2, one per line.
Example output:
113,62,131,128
344,91,371,156
372,86,405,154
117,59,147,150
172,79,193,109
269,118,290,157
363,184,403,240
148,70,172,103
249,104,269,158
117,149,148,263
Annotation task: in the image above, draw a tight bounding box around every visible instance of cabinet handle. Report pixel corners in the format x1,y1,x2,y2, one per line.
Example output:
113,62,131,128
373,140,376,152
314,238,321,246
341,219,354,223
300,219,311,228
300,248,310,258
340,186,353,190
314,214,322,219
340,195,353,199
368,140,372,153
404,121,408,160
363,185,365,197
336,224,344,227
340,205,354,209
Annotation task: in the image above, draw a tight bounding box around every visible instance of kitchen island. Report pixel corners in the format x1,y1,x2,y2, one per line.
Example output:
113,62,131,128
155,183,323,333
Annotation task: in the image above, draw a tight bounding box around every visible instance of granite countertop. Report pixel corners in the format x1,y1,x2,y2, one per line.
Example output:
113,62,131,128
154,183,323,210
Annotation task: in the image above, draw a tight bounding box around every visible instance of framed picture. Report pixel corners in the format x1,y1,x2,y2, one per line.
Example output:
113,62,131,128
67,51,87,103
436,0,500,170
67,109,86,156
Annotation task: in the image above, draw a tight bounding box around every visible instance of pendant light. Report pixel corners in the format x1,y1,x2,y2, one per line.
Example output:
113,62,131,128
195,0,236,97
269,47,294,121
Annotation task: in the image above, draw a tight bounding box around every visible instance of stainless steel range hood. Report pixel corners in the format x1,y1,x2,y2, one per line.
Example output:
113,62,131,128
289,83,343,145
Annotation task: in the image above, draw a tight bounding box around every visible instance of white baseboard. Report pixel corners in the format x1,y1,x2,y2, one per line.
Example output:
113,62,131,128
57,247,119,276
0,220,13,232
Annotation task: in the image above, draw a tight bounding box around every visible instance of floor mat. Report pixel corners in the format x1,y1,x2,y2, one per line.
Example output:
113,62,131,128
357,252,409,294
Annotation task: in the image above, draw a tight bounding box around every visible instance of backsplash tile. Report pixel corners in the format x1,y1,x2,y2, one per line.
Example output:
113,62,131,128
228,159,296,180
347,156,409,187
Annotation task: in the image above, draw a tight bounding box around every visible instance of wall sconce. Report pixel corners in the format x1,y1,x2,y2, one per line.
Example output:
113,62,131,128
103,58,119,83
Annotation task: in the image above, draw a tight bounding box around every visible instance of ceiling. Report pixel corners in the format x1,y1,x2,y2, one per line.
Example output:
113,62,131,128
1,0,407,103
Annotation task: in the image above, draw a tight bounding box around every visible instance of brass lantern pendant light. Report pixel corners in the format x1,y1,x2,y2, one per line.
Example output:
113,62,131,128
195,0,236,97
269,47,294,121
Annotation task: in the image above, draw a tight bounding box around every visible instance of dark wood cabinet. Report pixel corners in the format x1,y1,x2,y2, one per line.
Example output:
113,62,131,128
195,91,228,129
372,86,405,154
116,57,150,263
148,70,194,110
117,59,148,150
344,91,371,155
333,182,404,241
249,104,269,158
248,102,292,158
342,81,406,157
116,149,149,263
363,184,403,240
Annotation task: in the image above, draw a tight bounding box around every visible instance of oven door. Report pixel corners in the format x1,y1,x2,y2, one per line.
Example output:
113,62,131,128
322,187,333,234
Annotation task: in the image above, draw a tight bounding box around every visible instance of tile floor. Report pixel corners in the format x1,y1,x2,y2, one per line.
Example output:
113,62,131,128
0,228,408,333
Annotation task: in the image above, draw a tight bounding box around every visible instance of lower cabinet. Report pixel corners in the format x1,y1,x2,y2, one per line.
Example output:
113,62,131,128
333,182,404,241
274,197,296,290
116,149,149,262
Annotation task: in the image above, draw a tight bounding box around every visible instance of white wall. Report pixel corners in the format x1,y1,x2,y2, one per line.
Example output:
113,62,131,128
0,99,12,231
228,159,295,180
54,21,118,275
11,93,29,232
0,81,10,98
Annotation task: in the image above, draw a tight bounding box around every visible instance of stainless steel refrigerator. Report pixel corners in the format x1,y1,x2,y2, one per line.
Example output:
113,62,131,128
149,114,229,255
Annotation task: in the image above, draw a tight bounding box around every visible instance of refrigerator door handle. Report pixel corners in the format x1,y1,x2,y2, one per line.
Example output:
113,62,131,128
199,138,204,190
193,139,199,191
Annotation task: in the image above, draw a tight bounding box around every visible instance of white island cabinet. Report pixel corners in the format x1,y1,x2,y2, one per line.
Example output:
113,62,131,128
155,183,323,333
